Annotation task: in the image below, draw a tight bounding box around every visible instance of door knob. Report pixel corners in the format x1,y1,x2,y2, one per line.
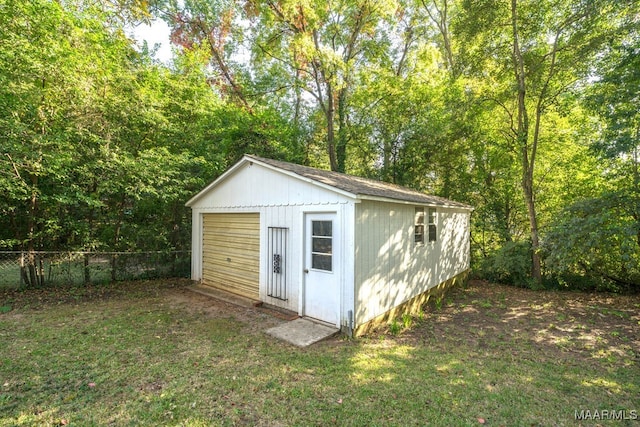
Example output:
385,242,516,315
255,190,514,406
303,269,309,273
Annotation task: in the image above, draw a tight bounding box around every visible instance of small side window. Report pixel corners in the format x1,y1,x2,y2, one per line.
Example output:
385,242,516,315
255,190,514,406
414,207,424,244
428,208,437,242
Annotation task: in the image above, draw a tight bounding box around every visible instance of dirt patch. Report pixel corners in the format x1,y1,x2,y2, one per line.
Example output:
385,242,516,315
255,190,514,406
400,280,640,367
166,287,287,333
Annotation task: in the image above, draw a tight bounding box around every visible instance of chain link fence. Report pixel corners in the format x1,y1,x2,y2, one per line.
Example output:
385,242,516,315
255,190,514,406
0,251,191,288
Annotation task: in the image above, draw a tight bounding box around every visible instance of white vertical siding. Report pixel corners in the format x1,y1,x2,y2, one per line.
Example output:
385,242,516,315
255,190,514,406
339,202,356,331
354,200,470,326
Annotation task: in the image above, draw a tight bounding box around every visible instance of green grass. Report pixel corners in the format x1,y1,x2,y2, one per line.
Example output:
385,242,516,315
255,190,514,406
0,280,638,426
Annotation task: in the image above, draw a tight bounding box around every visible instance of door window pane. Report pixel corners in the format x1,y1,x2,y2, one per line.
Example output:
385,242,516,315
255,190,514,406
312,237,332,253
312,254,332,271
312,220,332,237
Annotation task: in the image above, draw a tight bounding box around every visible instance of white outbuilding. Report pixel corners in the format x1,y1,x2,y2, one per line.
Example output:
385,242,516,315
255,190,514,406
186,155,472,335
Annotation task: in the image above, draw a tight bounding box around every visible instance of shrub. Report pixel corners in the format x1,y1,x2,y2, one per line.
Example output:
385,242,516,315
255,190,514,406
543,192,640,293
478,241,534,288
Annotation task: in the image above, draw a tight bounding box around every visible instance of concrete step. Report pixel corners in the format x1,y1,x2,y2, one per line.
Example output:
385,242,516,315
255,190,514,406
266,318,339,347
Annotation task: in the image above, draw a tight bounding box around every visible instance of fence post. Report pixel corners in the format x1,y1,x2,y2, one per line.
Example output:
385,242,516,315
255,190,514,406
19,251,24,288
84,253,90,284
111,253,117,282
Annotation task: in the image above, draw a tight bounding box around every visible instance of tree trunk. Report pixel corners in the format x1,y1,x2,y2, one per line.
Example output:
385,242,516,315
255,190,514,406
326,83,338,172
522,171,542,281
382,136,393,183
336,88,348,173
21,173,43,287
111,194,126,282
111,254,118,282
511,0,542,283
84,253,90,284
423,0,456,77
633,138,640,248
503,199,513,243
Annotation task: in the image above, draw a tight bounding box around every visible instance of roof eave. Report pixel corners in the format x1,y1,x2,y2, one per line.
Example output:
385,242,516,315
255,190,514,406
187,154,474,210
357,194,474,210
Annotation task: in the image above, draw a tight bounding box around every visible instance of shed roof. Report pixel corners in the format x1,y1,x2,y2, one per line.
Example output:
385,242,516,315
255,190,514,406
187,154,473,210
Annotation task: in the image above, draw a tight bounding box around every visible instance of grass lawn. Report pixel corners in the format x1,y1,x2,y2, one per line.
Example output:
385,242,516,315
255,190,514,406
0,279,638,426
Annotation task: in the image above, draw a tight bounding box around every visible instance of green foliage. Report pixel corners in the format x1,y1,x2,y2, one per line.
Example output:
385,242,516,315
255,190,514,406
388,319,402,335
585,27,640,160
544,191,640,292
402,313,413,329
478,241,534,288
0,0,638,292
0,0,299,260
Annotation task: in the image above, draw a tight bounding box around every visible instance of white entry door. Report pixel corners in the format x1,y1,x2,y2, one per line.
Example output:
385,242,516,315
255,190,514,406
304,213,340,326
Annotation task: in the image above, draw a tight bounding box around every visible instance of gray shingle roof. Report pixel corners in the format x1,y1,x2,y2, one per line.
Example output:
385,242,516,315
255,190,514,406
246,155,472,210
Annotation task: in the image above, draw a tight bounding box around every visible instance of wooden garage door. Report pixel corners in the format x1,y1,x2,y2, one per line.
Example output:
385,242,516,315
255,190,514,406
202,213,260,299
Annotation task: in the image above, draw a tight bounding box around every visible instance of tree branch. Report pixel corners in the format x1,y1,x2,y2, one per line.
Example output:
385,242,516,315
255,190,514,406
193,17,253,113
4,153,24,183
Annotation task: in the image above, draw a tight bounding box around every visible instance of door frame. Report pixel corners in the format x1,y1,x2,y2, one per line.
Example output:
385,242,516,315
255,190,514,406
302,211,341,327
